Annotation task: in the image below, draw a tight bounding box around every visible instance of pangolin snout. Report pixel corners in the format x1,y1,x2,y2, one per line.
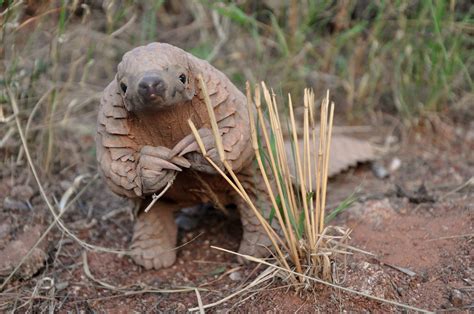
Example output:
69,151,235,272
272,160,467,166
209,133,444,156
138,75,166,101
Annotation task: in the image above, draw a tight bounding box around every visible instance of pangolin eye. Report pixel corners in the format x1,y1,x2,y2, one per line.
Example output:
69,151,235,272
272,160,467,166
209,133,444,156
120,82,127,93
179,74,186,84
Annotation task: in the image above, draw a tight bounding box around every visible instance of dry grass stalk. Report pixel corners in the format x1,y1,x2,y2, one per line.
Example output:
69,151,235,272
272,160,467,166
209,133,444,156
189,78,346,286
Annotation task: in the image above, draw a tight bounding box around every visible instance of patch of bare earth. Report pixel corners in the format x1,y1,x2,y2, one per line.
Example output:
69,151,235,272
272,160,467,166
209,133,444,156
0,124,472,312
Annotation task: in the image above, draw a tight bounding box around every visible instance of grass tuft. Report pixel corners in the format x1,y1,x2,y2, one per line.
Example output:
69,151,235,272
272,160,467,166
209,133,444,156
189,78,351,285
187,82,431,312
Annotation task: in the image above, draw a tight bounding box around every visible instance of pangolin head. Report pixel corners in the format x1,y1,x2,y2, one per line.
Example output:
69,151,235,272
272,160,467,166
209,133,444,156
116,43,196,112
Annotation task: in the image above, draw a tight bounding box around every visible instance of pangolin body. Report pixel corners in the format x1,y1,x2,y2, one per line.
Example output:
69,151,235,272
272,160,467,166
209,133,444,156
97,42,376,270
97,43,270,269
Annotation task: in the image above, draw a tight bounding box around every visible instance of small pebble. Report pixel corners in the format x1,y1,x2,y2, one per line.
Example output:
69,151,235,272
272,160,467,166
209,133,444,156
362,262,371,270
389,157,402,172
371,162,389,179
229,271,242,281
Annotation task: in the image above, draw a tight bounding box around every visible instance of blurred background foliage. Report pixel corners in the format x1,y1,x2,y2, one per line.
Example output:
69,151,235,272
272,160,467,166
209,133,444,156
0,0,473,171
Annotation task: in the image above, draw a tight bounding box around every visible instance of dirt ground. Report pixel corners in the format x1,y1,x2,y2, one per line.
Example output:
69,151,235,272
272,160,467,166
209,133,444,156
1,116,472,312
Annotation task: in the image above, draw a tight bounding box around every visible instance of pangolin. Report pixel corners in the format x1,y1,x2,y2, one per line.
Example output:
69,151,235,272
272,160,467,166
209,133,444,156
97,42,375,270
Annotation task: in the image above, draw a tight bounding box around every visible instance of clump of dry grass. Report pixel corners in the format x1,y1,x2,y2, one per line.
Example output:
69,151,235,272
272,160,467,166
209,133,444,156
189,75,349,286
188,79,430,313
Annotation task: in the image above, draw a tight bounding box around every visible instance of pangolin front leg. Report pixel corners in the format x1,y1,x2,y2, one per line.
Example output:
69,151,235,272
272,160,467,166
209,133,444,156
139,145,190,194
131,201,180,270
169,127,223,173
